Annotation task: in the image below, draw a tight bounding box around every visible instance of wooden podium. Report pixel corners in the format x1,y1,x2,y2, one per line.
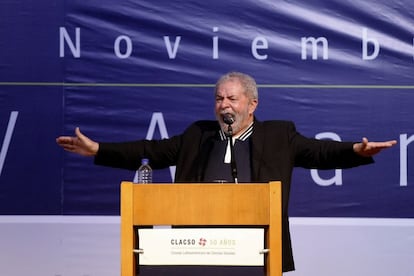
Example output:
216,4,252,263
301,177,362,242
120,181,282,276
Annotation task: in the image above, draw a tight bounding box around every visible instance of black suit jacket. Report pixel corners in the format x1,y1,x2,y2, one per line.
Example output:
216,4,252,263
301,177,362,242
95,119,373,272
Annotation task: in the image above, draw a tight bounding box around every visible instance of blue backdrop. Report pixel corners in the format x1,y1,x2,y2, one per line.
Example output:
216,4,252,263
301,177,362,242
1,0,413,218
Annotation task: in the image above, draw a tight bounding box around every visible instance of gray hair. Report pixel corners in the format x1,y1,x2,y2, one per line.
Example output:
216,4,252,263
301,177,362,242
215,72,259,100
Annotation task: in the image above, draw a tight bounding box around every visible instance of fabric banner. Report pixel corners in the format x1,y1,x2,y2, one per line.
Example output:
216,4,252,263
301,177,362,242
1,0,412,217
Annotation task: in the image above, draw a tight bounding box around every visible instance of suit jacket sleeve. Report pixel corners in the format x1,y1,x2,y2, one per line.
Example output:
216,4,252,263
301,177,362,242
94,135,182,171
288,122,374,169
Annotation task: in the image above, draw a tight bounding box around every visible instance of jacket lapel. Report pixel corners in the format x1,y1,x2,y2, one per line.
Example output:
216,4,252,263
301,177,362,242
250,119,265,182
195,127,220,182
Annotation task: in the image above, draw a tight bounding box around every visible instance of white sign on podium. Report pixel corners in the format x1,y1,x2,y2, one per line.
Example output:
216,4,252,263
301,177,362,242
137,228,265,266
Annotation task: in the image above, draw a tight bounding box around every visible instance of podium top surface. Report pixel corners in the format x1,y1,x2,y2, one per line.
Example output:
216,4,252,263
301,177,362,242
121,182,281,226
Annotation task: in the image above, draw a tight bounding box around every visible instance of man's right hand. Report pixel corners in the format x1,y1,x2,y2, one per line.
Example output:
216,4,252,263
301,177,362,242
56,127,99,156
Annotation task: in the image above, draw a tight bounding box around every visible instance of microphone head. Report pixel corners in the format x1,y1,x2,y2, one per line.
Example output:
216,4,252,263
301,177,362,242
223,113,235,125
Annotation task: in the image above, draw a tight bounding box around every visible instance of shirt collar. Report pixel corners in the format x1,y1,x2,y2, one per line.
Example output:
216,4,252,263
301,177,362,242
219,122,254,141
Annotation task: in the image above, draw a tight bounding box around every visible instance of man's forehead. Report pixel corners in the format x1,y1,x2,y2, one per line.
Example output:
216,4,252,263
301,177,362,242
216,79,243,95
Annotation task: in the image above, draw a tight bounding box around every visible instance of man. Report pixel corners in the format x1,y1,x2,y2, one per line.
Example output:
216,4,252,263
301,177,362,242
56,71,397,272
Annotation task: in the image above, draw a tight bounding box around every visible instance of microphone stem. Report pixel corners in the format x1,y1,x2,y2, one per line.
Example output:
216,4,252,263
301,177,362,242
227,125,238,183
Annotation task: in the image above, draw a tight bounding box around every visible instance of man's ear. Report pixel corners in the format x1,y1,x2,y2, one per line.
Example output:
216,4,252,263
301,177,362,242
249,99,258,114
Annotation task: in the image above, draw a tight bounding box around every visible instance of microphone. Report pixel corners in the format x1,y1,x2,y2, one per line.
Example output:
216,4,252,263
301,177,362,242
222,113,238,184
223,113,235,125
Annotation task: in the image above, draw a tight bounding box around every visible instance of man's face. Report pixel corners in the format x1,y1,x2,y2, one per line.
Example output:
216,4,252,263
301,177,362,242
215,79,258,136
